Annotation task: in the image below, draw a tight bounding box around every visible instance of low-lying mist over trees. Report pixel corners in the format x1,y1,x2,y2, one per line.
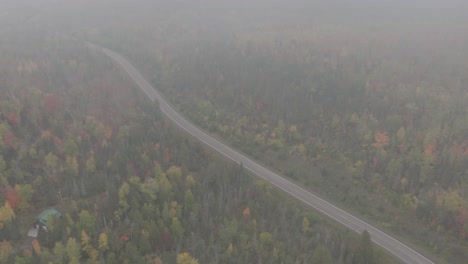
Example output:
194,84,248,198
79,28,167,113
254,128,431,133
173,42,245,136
0,0,467,263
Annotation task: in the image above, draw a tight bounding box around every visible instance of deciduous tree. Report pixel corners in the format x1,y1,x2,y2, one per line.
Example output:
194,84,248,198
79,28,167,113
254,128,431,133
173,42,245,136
176,252,199,264
372,131,389,149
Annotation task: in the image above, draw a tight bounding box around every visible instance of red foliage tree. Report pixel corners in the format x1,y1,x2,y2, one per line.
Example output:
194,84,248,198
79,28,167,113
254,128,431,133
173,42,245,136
54,136,63,153
50,175,60,184
458,208,467,238
402,114,414,128
164,147,171,163
453,146,464,159
204,148,212,157
45,95,60,115
6,187,20,209
120,234,129,242
160,230,173,250
256,99,264,112
3,131,17,148
7,112,19,126
79,129,89,140
34,162,41,169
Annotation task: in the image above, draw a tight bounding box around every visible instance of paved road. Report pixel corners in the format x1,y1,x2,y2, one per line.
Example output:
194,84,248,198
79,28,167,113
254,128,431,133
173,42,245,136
91,43,435,264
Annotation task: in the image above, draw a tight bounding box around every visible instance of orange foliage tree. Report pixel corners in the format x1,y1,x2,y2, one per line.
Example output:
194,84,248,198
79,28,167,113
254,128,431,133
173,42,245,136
5,188,20,210
243,207,251,218
0,241,13,262
424,142,436,162
32,239,41,255
372,131,389,149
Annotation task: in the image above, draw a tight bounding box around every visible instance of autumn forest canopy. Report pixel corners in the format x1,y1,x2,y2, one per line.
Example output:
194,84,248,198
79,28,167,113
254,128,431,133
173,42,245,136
0,0,467,263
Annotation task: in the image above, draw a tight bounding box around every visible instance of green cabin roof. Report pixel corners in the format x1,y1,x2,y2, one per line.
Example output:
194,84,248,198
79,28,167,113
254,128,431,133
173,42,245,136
36,209,61,225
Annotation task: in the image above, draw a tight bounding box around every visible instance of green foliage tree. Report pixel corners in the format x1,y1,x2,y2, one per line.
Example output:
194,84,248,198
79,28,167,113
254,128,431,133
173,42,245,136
14,184,34,211
52,242,66,263
78,210,96,235
65,238,80,264
352,230,376,264
311,245,333,264
119,182,130,212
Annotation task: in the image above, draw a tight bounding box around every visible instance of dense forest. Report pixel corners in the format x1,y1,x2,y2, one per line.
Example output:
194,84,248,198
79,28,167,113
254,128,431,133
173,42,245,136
54,0,468,263
0,2,398,264
1,0,467,263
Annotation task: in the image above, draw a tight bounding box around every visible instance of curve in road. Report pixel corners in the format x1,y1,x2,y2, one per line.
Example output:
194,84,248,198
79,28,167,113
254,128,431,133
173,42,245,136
89,43,435,264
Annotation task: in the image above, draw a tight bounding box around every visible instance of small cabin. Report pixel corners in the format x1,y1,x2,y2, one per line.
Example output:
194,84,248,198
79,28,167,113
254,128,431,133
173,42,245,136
27,209,62,238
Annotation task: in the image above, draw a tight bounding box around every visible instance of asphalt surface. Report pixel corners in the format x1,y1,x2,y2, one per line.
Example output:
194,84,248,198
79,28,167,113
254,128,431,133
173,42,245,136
92,43,435,264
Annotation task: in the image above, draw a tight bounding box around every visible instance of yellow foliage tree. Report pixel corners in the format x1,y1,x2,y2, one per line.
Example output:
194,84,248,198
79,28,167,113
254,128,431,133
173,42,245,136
81,230,90,249
302,217,311,233
66,238,80,264
288,124,301,141
225,243,234,257
166,166,182,181
86,155,96,173
436,189,464,212
98,233,109,251
104,126,113,140
81,230,98,262
296,144,306,155
88,248,99,263
176,252,199,264
45,152,58,169
396,127,406,144
40,130,53,142
185,175,195,186
66,156,79,176
0,202,15,230
151,257,163,264
106,160,112,169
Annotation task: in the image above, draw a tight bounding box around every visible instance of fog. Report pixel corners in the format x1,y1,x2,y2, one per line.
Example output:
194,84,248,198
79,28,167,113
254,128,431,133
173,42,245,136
1,0,468,263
